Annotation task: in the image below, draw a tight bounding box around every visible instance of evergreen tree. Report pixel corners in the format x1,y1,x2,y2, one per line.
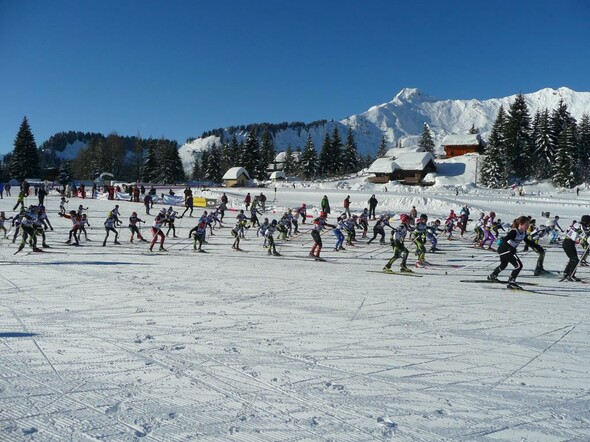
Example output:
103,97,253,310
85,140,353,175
299,134,318,180
418,123,435,154
58,160,73,185
504,93,532,178
553,124,577,188
191,154,203,181
157,140,185,184
480,106,509,188
550,99,576,148
469,124,479,134
132,137,144,182
200,150,210,181
318,132,333,177
578,114,590,181
283,145,296,176
531,109,553,180
142,141,159,182
240,129,260,179
377,136,388,158
9,116,40,180
259,131,276,174
331,127,343,174
205,143,223,183
363,153,374,169
341,128,360,174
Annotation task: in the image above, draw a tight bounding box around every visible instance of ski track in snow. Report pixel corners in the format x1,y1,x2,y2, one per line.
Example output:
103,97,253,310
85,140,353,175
0,186,589,441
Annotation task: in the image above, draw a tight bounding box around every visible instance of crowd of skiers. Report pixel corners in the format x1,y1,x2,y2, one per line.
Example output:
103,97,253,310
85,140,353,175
3,190,589,289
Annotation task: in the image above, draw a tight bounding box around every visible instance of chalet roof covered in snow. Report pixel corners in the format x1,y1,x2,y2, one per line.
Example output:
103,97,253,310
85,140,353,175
367,158,400,174
369,152,435,174
384,146,424,158
269,171,287,180
441,134,482,146
222,167,250,180
393,152,436,170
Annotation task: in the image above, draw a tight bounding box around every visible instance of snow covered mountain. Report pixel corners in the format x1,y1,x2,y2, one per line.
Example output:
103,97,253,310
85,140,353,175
178,87,590,172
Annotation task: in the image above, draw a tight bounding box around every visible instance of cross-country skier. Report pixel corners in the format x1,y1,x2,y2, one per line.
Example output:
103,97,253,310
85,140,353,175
487,216,531,289
231,220,245,251
59,196,68,214
103,212,121,246
310,212,335,259
426,219,442,252
0,211,12,238
297,203,307,224
59,210,82,246
548,215,564,244
367,214,390,245
129,212,147,242
479,211,496,249
333,216,346,251
37,206,53,232
412,214,429,267
383,213,413,273
560,215,589,281
473,212,485,244
166,207,179,238
188,220,207,251
149,209,169,252
458,205,470,237
524,218,548,275
265,219,281,256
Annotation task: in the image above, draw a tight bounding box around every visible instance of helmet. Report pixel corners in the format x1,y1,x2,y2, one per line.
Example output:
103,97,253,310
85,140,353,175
132,211,137,216
302,203,306,207
160,208,166,214
203,210,208,215
108,211,113,217
271,219,277,225
400,214,409,224
490,211,496,218
420,214,428,221
555,215,560,220
581,215,590,226
435,219,441,225
264,218,269,223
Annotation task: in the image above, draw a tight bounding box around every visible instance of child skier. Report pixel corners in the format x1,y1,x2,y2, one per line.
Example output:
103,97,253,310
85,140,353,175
487,216,531,289
103,212,121,246
149,209,169,252
560,215,589,281
310,212,335,259
129,212,147,242
383,213,413,273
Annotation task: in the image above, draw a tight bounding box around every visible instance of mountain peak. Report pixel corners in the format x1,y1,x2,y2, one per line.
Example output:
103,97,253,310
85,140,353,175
393,88,423,103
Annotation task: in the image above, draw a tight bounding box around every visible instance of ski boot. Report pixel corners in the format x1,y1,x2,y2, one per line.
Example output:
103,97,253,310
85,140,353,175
506,278,521,290
400,266,413,273
159,246,167,252
114,240,121,245
487,273,499,282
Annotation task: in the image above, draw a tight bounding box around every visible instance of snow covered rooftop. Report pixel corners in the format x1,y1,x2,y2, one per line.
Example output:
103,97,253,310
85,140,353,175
384,146,424,158
269,171,287,180
367,158,400,174
222,167,250,180
441,134,482,146
369,152,435,173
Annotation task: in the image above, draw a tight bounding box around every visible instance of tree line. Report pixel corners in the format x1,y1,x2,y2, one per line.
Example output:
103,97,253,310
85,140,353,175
480,95,590,188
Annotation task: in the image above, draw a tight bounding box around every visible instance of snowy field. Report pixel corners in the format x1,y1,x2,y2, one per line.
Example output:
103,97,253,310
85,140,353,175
0,182,589,441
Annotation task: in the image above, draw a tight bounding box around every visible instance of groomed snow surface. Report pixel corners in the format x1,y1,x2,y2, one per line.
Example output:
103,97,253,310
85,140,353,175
1,183,589,441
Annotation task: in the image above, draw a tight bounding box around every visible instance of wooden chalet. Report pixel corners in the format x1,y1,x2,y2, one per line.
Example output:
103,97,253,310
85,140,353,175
367,152,436,185
222,167,251,187
441,134,485,158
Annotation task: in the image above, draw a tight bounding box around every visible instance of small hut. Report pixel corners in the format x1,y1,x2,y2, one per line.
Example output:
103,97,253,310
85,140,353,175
368,152,436,185
269,171,287,182
222,167,251,187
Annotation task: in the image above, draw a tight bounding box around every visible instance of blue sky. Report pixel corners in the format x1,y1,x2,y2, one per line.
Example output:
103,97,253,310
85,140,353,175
1,0,589,154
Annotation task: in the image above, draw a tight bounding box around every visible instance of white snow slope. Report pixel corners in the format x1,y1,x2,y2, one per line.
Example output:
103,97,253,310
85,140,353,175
0,182,589,441
178,87,590,173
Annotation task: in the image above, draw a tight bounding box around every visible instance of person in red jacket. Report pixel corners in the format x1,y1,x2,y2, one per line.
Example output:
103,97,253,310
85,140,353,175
343,195,351,218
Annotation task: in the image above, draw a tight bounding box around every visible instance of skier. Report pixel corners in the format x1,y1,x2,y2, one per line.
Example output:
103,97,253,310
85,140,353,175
59,210,82,246
445,209,458,240
102,212,121,246
479,211,497,250
297,203,307,224
426,219,442,252
78,213,90,241
59,196,68,215
525,219,548,275
412,214,429,267
258,218,270,247
265,219,280,256
0,211,12,238
149,209,169,252
358,209,369,238
383,213,413,273
37,206,54,231
13,190,26,212
487,216,531,289
231,220,244,251
181,194,194,218
14,210,42,253
548,215,564,244
458,204,470,237
560,215,589,281
244,193,251,210
333,216,346,251
129,212,147,243
110,205,122,227
473,212,485,244
310,212,335,259
250,205,262,228
166,207,179,238
188,220,207,252
367,214,390,245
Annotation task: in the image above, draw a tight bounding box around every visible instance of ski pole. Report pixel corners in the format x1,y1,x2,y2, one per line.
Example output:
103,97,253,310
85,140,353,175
445,250,511,275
